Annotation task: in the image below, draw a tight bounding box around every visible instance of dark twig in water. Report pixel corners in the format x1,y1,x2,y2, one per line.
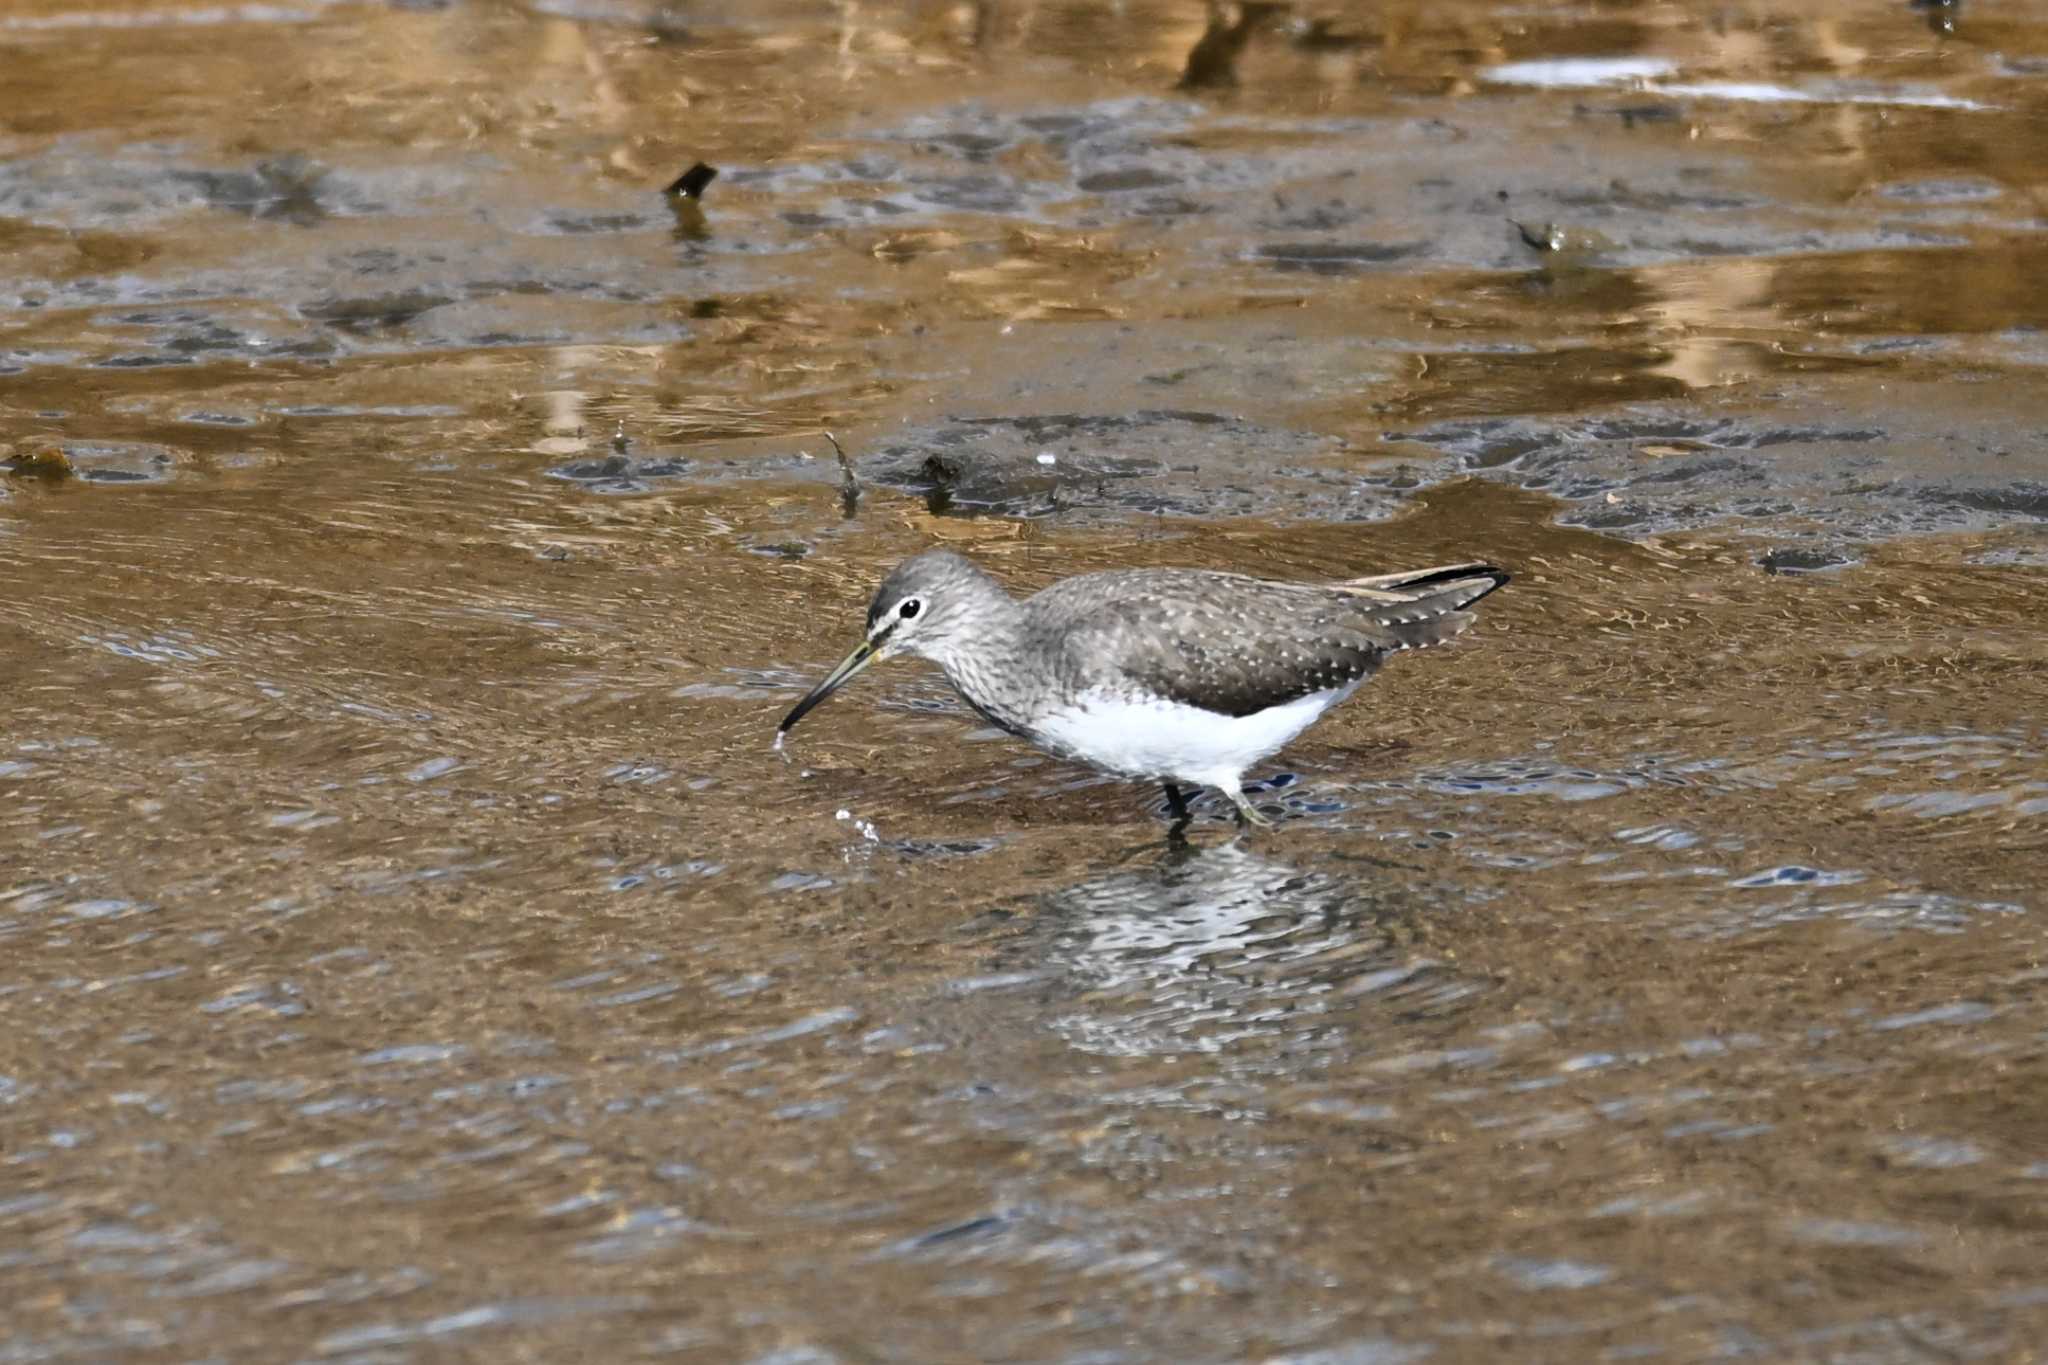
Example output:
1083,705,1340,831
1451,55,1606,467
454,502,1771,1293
665,162,718,199
825,431,860,518
1177,1,1285,88
1511,218,1565,253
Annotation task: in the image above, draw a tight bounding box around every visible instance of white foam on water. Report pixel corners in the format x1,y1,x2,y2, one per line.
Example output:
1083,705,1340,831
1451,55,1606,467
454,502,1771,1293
1658,80,1994,110
1481,56,1995,111
1484,57,1677,87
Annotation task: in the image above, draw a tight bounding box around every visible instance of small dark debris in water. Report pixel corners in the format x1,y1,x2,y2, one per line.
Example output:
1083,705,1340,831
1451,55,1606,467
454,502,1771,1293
746,542,811,560
665,163,718,199
2,445,75,479
1510,219,1613,257
1759,547,1852,575
612,422,630,455
1513,219,1566,253
537,544,572,561
912,1215,1006,1249
919,454,962,516
861,410,1353,524
895,444,1155,520
825,431,860,519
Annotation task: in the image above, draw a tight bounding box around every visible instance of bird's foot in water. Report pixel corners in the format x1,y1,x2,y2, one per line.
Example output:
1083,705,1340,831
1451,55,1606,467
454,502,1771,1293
1228,789,1275,830
1160,781,1195,841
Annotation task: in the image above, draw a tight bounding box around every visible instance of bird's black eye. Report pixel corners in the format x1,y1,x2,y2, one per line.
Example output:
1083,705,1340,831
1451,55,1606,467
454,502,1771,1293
899,599,922,620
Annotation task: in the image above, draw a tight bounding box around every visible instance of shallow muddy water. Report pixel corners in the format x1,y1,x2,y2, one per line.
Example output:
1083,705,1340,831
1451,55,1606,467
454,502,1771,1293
4,1,2048,1360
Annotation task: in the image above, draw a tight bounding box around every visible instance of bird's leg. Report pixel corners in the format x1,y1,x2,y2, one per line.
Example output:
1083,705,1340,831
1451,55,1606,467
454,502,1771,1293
1225,784,1275,829
1160,781,1193,842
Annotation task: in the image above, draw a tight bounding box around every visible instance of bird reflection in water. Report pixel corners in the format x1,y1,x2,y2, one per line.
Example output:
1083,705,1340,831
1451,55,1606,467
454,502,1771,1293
994,840,1489,1061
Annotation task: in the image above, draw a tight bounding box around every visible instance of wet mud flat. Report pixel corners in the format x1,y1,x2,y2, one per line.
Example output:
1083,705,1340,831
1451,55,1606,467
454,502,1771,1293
4,0,2048,1361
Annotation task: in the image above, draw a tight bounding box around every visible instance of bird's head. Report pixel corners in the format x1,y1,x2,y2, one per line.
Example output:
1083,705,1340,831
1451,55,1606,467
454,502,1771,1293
778,549,1008,736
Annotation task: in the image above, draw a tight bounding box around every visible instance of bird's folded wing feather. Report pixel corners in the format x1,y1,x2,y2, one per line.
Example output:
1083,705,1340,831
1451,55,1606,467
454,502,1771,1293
1035,570,1490,719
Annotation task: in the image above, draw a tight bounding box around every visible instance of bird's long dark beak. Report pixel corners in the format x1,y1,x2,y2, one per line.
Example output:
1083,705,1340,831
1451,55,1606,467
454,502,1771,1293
779,628,889,735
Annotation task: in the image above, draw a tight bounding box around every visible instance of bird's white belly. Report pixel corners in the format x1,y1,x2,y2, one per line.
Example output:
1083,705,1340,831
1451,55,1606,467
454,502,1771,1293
1027,684,1356,787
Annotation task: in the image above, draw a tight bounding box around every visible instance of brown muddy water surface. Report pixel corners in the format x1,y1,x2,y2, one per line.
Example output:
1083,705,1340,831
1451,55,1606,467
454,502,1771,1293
5,1,2048,1360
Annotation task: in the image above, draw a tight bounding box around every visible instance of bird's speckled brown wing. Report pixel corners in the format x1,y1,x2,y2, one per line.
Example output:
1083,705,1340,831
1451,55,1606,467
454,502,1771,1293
1025,564,1505,719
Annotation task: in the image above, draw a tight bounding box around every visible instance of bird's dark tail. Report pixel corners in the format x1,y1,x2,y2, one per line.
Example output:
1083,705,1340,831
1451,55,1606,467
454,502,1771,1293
1336,562,1510,652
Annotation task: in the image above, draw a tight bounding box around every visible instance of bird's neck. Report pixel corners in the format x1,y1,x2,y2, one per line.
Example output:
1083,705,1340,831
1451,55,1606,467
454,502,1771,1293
927,593,1033,733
